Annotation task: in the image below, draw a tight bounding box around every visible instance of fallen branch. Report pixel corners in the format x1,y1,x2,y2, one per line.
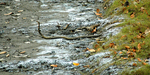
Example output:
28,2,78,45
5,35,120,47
36,21,102,40
63,23,71,30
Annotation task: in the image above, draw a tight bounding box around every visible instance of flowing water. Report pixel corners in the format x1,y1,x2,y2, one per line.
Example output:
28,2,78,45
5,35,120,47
0,0,124,75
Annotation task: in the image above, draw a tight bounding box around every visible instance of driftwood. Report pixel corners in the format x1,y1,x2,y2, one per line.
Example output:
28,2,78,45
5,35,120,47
36,21,102,40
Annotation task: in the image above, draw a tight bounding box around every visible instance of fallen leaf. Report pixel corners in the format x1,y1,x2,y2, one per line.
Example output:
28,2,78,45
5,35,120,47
114,46,117,49
94,44,99,49
120,35,127,39
131,39,135,43
18,10,23,13
136,35,141,39
128,52,135,57
130,12,135,18
127,50,131,54
145,10,149,15
97,48,101,51
4,12,13,15
135,5,137,8
96,8,100,13
125,10,128,14
114,51,117,54
95,12,102,16
142,41,145,46
145,28,150,36
137,58,142,62
20,51,26,54
0,51,7,54
123,57,128,60
50,64,57,67
88,49,96,52
133,63,137,66
104,7,107,10
141,7,145,12
73,62,79,66
92,68,98,73
138,43,141,50
91,27,97,33
23,17,27,19
119,51,123,54
142,62,147,65
144,59,149,62
122,7,126,12
83,65,90,68
6,54,10,57
135,0,140,3
125,46,130,49
109,43,115,48
132,48,136,52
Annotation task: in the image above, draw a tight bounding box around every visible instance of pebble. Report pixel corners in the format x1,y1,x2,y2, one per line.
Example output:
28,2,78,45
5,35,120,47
25,36,30,38
40,4,49,9
25,42,30,44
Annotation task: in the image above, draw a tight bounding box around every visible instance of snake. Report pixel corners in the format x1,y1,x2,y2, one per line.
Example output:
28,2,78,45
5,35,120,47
36,21,102,40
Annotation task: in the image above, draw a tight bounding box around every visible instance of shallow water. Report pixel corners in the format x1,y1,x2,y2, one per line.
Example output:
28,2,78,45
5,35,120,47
0,0,124,74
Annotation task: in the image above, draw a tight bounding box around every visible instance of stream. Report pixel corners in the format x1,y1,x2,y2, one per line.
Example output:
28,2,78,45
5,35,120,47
0,0,124,75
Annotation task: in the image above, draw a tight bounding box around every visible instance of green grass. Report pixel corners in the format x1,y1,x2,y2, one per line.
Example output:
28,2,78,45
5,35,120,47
93,0,150,74
121,64,150,75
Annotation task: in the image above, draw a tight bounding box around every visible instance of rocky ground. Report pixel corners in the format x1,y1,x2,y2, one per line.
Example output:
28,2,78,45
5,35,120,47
0,0,123,75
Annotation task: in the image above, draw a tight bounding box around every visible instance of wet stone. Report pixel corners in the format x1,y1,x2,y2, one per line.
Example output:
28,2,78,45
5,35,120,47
66,66,75,70
40,4,49,9
97,0,104,3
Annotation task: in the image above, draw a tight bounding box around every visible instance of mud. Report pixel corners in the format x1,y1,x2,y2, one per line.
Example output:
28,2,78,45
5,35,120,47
0,0,123,75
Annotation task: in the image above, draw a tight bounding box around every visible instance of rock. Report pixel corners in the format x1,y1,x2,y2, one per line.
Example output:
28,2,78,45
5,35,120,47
40,4,49,9
97,0,104,3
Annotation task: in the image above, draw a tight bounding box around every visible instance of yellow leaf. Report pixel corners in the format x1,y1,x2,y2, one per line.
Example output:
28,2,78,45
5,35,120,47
20,51,26,54
6,54,10,57
73,62,79,66
50,64,57,67
0,51,7,54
